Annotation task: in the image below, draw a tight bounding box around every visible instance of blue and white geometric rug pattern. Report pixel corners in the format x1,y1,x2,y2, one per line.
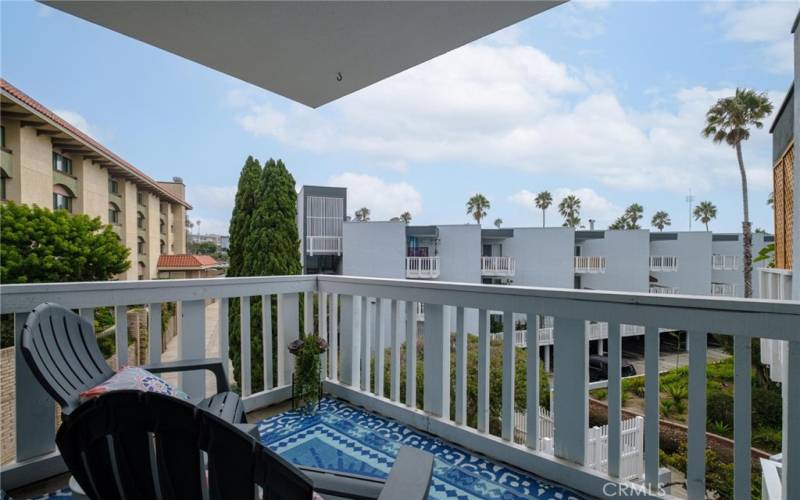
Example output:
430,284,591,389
258,398,587,500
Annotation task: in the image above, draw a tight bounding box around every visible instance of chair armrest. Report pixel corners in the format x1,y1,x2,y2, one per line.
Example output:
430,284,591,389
142,358,229,393
378,447,433,500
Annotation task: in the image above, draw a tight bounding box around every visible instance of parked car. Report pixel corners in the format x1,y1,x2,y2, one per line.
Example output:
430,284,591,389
589,355,637,382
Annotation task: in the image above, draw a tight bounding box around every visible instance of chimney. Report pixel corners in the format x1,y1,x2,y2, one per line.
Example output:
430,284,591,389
589,219,596,230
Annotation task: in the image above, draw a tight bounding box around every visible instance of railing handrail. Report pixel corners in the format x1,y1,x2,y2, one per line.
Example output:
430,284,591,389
0,275,317,313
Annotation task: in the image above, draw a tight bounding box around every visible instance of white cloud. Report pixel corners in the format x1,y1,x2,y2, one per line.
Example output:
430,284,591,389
327,172,422,221
231,39,779,197
718,1,797,74
53,109,99,139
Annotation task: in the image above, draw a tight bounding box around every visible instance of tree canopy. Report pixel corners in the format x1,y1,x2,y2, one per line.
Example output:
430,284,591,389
466,194,490,225
1,201,130,283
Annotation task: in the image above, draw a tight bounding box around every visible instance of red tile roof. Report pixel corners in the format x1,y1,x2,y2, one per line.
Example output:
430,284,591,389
0,78,191,209
157,254,218,269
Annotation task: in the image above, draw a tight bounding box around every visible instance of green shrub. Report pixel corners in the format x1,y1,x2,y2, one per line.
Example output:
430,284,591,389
752,386,782,429
664,382,688,404
753,427,782,454
708,420,731,436
706,391,734,426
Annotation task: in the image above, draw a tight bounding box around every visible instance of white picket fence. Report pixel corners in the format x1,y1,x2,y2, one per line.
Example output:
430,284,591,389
514,408,644,481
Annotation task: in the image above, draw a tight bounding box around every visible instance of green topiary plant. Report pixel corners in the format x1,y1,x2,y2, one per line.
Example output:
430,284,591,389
290,336,328,412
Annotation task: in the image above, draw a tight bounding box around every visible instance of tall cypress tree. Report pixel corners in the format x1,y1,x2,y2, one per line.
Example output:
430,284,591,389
227,156,262,391
228,157,302,392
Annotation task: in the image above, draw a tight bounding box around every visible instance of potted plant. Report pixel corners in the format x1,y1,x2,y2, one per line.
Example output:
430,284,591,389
289,335,328,412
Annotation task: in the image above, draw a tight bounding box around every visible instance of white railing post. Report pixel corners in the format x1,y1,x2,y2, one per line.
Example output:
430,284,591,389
502,310,515,441
329,293,339,381
361,296,371,392
734,334,752,499
278,293,299,387
240,296,251,396
455,306,467,425
375,298,387,397
319,291,328,380
783,340,800,500
180,299,206,399
553,317,588,465
644,325,660,492
423,303,450,419
477,309,490,433
405,300,416,408
607,322,622,478
390,300,402,402
339,295,360,387
526,311,540,450
687,331,707,498
114,305,128,368
218,298,229,380
262,294,273,390
148,303,162,364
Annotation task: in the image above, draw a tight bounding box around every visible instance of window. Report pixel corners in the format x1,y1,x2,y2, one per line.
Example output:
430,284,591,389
109,179,119,194
1,176,6,201
138,237,146,255
108,202,121,225
52,152,73,175
53,185,73,212
137,192,146,206
138,262,146,281
137,211,146,229
160,239,166,254
160,219,166,234
1,126,5,148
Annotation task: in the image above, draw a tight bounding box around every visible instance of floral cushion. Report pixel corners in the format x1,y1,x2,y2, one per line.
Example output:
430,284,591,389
80,366,191,402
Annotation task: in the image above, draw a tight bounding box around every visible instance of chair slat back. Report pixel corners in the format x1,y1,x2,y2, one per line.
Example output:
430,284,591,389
56,391,315,500
20,303,113,411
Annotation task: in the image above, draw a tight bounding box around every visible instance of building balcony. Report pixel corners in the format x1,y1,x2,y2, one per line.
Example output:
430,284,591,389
711,283,736,297
480,256,515,277
306,235,342,256
1,275,798,499
574,256,606,274
406,256,440,279
52,169,80,194
712,254,739,271
649,285,679,295
649,256,678,272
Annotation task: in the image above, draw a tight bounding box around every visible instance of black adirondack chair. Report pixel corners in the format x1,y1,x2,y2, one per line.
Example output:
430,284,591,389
19,302,247,424
58,391,435,500
56,390,313,499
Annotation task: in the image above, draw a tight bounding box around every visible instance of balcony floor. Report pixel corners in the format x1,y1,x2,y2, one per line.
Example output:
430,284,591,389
258,397,589,500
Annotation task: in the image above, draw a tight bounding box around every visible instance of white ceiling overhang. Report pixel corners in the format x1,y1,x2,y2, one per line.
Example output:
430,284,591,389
41,1,564,108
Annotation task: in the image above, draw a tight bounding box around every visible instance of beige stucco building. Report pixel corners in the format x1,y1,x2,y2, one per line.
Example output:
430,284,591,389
0,79,190,280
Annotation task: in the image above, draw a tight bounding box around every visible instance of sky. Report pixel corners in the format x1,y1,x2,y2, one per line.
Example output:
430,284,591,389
1,0,798,235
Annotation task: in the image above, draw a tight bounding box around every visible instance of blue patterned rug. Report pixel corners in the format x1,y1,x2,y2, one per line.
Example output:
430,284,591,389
258,398,587,500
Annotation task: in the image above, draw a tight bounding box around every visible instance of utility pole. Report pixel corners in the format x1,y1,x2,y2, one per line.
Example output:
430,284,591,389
685,190,694,231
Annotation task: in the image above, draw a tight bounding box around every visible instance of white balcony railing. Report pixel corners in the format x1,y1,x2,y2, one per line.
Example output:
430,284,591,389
574,256,606,274
481,256,516,277
758,268,793,385
712,254,739,271
1,276,798,499
494,319,645,348
515,409,644,481
405,256,440,279
649,256,678,272
306,235,342,256
649,286,679,295
711,283,736,297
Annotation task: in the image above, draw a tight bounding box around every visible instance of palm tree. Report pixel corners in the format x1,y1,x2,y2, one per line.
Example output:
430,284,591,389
494,218,503,228
608,216,627,230
534,191,552,227
703,88,773,298
768,192,774,207
693,201,717,232
558,195,581,228
466,194,490,225
399,211,412,224
651,211,671,231
354,207,371,221
623,203,644,229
